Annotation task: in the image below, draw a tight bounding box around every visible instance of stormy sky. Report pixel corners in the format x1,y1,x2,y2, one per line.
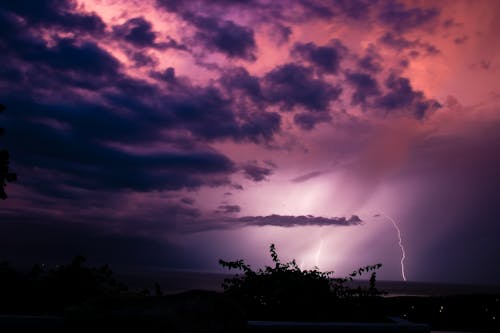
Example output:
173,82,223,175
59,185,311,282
1,0,500,284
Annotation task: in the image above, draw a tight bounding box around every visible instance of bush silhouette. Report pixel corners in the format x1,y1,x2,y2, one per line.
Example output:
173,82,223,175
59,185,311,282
0,256,127,314
219,244,383,321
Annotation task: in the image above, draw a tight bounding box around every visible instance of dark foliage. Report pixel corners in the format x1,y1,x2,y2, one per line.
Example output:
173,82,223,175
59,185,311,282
0,104,17,199
0,256,127,314
219,243,383,321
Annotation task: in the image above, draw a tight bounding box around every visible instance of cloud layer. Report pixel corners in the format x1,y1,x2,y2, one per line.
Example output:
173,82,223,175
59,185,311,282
1,0,499,283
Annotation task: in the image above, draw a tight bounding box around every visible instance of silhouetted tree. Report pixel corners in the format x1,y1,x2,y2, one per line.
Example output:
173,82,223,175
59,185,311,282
219,244,383,321
0,104,17,199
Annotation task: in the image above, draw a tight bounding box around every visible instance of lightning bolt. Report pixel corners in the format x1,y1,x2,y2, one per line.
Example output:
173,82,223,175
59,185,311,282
375,212,407,281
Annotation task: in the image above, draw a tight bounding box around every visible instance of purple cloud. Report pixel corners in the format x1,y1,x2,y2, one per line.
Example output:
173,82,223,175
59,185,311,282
216,204,241,214
375,74,441,119
378,1,440,32
235,214,362,227
292,40,347,74
264,63,342,111
346,72,381,107
242,160,274,182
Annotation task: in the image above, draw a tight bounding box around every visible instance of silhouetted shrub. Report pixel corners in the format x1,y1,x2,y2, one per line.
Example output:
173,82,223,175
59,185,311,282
0,256,127,314
219,244,383,321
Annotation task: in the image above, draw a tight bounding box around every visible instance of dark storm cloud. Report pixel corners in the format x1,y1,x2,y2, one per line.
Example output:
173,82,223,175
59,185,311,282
113,17,186,51
219,67,262,100
0,8,117,78
263,63,342,111
378,1,440,32
151,67,177,83
239,111,281,143
375,74,441,119
1,0,105,35
242,160,274,182
346,72,381,106
379,32,440,56
292,40,347,74
166,84,280,143
0,15,121,91
236,214,362,227
185,14,257,61
29,39,120,77
0,26,279,148
113,17,158,48
357,47,383,73
2,92,238,194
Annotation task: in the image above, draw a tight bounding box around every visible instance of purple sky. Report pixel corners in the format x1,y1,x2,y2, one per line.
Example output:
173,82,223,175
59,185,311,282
1,0,500,284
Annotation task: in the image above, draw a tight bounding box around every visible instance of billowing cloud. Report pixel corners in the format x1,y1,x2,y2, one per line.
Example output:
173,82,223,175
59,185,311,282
264,63,342,111
112,17,158,48
292,40,347,74
188,15,257,61
346,72,381,106
375,74,441,119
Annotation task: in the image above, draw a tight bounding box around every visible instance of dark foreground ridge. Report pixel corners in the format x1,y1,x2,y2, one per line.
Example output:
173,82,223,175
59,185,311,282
1,252,499,332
